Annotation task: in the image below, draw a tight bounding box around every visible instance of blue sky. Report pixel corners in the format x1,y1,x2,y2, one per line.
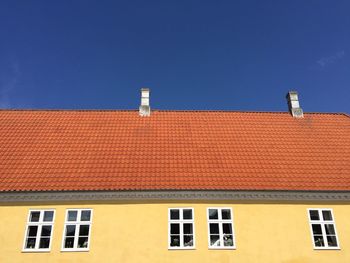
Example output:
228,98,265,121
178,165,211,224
0,1,349,113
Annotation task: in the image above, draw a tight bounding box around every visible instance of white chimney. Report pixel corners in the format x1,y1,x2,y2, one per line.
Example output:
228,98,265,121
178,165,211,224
286,91,303,118
139,88,150,116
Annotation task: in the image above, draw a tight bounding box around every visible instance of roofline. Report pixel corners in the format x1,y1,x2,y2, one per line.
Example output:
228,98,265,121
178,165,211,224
1,190,350,203
0,108,348,116
343,113,350,118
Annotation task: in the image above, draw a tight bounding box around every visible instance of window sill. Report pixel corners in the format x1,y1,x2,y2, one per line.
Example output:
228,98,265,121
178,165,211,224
208,247,236,250
313,247,341,250
168,247,196,250
22,249,51,253
61,249,90,252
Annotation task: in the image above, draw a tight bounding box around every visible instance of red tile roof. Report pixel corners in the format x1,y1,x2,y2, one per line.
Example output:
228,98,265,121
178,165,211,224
0,110,349,192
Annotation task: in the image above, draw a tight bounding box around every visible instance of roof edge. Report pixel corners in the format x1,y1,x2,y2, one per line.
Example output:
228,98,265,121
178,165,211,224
0,108,348,116
1,190,350,203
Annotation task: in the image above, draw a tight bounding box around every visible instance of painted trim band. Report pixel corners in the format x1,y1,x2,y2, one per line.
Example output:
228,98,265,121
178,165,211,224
1,190,350,202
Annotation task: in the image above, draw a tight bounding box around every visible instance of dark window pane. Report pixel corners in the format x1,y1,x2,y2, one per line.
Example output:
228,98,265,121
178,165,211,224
322,211,333,221
68,211,77,221
327,235,338,247
79,225,90,236
170,223,180,234
25,238,36,249
325,224,335,235
170,235,180,247
222,209,231,220
39,238,50,248
224,234,234,247
66,225,76,236
209,209,218,220
223,223,233,234
312,224,322,235
209,223,219,234
184,235,194,247
81,210,91,221
170,209,180,220
64,237,75,248
41,226,52,236
183,209,192,220
78,237,88,248
183,223,193,234
309,210,320,221
28,226,38,237
30,212,40,222
210,235,220,246
43,211,54,222
313,236,325,247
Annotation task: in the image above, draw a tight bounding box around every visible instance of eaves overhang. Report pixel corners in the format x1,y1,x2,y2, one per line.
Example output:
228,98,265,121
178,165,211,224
1,190,350,203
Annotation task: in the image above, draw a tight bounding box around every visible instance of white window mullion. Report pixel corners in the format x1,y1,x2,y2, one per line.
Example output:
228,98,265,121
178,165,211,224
72,212,78,249
86,223,91,246
35,224,42,250
168,222,171,247
320,209,326,248
321,223,328,247
73,223,79,249
75,210,81,248
319,210,328,248
180,222,184,247
35,212,43,250
218,211,222,247
219,221,223,247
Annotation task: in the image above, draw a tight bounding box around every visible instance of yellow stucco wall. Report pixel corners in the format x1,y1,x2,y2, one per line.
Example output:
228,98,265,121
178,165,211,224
0,201,350,263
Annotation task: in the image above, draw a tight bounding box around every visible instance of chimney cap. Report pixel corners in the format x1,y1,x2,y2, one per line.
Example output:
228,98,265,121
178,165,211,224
287,90,298,98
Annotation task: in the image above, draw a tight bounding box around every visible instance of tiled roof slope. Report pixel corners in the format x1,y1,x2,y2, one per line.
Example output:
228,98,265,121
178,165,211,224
0,110,349,192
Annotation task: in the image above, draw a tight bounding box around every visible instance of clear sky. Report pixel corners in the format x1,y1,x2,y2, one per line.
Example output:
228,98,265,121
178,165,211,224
0,1,349,113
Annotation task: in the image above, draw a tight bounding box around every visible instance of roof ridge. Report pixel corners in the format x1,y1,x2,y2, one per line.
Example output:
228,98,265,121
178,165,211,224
0,109,138,112
0,109,348,115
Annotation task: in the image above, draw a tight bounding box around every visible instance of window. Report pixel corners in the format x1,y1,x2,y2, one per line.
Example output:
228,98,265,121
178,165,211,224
23,210,55,252
308,209,339,249
207,208,235,249
62,209,93,251
168,208,195,249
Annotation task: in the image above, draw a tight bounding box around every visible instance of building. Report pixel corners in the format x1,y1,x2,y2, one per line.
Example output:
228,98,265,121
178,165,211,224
0,90,349,262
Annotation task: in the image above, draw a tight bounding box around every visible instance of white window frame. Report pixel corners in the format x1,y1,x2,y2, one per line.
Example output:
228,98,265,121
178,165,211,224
61,209,93,252
307,208,340,250
207,207,236,249
168,208,195,250
22,209,55,252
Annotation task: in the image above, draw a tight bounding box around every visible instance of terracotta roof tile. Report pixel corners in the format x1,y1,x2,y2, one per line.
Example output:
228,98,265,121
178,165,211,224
0,110,349,192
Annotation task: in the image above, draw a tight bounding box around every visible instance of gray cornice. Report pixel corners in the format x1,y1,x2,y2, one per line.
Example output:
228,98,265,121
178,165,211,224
1,190,350,203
